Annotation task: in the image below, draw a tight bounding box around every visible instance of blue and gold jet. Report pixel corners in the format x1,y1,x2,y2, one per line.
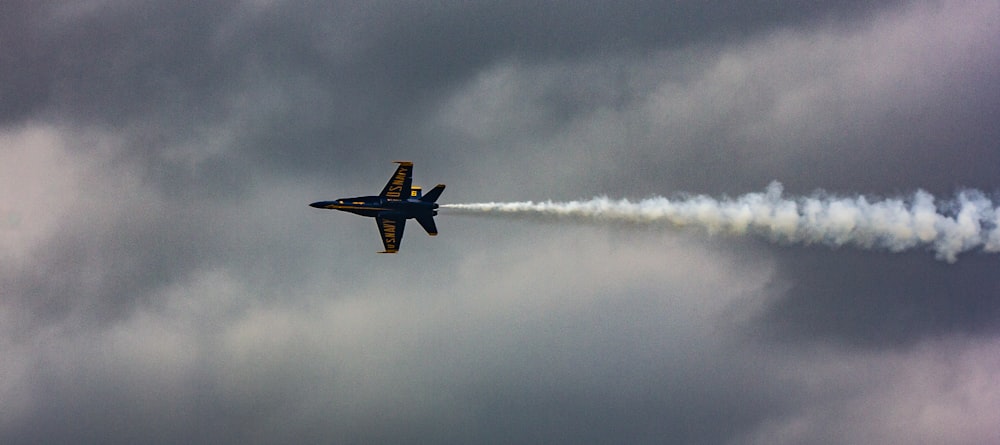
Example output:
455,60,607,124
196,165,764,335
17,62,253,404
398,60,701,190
309,161,445,253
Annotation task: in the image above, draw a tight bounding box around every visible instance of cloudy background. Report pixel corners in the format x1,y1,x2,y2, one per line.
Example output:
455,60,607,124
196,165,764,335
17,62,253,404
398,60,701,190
3,0,1000,443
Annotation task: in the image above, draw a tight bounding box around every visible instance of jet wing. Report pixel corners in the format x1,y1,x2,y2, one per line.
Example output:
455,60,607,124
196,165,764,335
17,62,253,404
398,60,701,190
379,161,413,200
376,215,405,253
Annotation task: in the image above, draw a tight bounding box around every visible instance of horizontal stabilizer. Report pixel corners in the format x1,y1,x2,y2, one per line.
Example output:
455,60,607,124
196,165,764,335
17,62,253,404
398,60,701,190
419,184,445,203
416,215,438,236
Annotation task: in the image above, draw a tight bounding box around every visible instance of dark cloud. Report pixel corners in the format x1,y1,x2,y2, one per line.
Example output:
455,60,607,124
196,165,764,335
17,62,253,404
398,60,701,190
3,1,1000,444
3,1,904,173
762,248,1000,348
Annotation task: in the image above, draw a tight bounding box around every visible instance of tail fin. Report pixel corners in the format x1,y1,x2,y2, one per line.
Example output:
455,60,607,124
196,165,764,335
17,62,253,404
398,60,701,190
419,184,445,203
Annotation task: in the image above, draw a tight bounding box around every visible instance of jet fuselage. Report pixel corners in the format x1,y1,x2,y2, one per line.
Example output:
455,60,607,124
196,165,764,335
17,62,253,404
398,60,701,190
308,196,439,219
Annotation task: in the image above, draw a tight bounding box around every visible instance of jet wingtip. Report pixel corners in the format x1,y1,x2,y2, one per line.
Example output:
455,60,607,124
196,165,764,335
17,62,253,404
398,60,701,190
392,160,413,166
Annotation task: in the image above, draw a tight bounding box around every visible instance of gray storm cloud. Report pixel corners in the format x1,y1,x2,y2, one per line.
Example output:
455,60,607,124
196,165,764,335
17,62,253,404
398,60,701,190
442,182,1000,262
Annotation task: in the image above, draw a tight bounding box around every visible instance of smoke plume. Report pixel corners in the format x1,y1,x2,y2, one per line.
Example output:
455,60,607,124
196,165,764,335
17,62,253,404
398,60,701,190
441,182,1000,262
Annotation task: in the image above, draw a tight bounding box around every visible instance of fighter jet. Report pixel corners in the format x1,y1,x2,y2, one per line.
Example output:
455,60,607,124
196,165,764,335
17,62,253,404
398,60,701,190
309,161,445,253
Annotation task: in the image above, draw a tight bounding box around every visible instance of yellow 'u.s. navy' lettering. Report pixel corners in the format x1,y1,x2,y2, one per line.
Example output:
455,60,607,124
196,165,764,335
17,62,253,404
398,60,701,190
381,218,397,250
384,166,409,198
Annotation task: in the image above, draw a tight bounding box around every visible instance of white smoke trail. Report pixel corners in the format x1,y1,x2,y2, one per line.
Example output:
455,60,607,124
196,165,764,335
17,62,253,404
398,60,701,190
441,182,1000,262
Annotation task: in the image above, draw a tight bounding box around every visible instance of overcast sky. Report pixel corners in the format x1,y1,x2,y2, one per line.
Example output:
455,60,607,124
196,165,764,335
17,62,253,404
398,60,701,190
3,1,1000,443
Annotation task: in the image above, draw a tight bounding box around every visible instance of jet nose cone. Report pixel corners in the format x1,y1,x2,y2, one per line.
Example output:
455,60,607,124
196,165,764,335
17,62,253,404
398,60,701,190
309,201,325,208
